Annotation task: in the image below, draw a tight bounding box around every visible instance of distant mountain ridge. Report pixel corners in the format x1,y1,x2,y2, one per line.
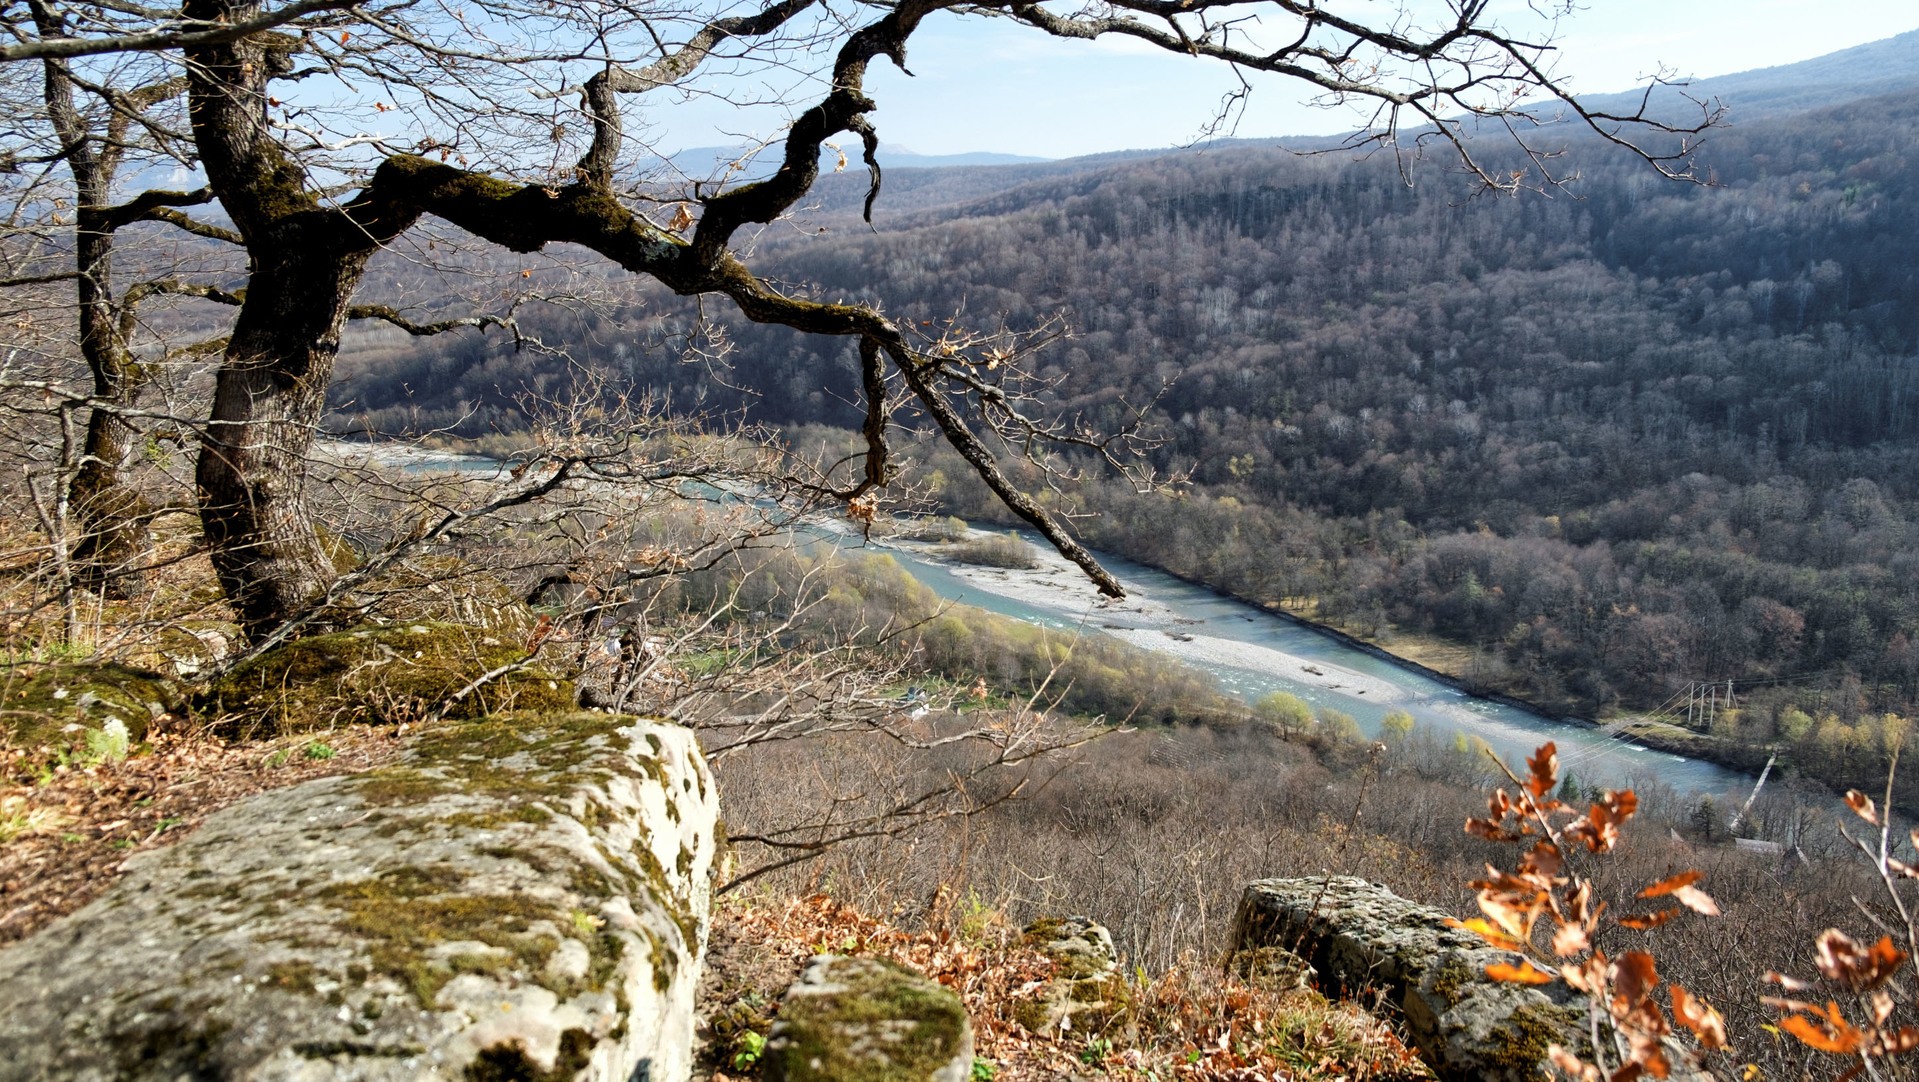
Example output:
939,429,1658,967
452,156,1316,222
788,30,1919,222
1571,28,1919,123
658,142,1051,178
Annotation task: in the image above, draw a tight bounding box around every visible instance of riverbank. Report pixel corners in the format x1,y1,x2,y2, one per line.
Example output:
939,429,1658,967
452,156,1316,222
878,531,1410,705
884,524,1790,795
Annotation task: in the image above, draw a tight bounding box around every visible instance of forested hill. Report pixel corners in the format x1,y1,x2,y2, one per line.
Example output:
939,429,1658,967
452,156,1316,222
1572,27,1919,123
334,65,1919,778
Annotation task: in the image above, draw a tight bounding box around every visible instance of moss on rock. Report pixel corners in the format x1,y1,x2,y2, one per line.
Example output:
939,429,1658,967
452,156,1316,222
0,708,717,1081
764,956,974,1082
318,876,569,1006
0,661,177,748
1012,915,1131,1037
196,622,574,736
1482,1001,1585,1073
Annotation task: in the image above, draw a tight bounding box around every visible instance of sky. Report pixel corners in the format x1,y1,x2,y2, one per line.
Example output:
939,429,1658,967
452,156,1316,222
654,0,1919,159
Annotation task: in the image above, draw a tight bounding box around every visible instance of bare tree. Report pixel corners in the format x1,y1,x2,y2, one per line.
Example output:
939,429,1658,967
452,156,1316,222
22,42,215,595
1,0,1718,639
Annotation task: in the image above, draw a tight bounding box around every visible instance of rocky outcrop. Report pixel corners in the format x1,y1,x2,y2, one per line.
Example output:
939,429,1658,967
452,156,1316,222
1013,916,1131,1037
0,661,178,747
1230,876,1710,1082
762,955,974,1082
0,711,716,1081
197,622,575,737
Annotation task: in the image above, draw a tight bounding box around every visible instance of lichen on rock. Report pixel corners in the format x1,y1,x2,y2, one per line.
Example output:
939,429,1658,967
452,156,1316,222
0,710,717,1081
762,955,974,1082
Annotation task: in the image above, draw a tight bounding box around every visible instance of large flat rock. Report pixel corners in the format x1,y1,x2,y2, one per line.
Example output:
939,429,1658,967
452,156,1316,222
0,711,717,1082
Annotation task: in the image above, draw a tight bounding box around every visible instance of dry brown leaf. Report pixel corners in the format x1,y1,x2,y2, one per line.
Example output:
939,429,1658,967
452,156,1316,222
1638,869,1703,898
1671,884,1721,917
1548,1044,1602,1082
1618,908,1682,931
1764,970,1814,992
1552,919,1591,958
1485,959,1555,985
1845,789,1880,826
1815,929,1907,992
1525,743,1559,800
1612,950,1659,1008
1670,984,1728,1049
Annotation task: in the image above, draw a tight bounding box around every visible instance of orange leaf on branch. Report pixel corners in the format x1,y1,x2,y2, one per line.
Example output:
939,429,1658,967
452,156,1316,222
1814,929,1906,992
1638,870,1703,898
1612,950,1660,1010
1618,908,1681,931
1485,959,1555,985
1844,789,1881,826
1452,916,1526,953
1520,839,1564,879
1465,817,1521,843
1778,1003,1866,1055
1525,742,1560,801
1566,789,1637,853
1671,985,1727,1050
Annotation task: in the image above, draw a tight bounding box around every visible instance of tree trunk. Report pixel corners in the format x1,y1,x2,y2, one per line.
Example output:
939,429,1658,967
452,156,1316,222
183,6,402,637
194,246,370,634
68,216,154,596
38,42,154,596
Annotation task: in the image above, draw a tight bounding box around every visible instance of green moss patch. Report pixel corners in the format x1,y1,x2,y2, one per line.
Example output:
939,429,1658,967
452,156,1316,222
311,713,698,1006
768,957,971,1082
0,662,176,748
320,878,566,1006
197,623,574,737
1483,1001,1584,1073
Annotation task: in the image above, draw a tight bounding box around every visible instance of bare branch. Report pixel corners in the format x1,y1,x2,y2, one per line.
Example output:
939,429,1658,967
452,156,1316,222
0,0,365,62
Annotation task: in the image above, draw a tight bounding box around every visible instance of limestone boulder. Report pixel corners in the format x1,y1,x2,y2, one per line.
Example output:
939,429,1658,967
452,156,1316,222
1013,916,1131,1037
762,956,973,1082
1231,876,1711,1082
0,711,717,1081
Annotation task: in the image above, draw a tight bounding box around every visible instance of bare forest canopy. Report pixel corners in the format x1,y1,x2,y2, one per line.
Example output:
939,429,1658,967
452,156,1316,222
329,71,1919,786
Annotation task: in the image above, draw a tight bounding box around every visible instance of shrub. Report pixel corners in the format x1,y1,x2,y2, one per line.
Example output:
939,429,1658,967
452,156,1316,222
948,533,1038,570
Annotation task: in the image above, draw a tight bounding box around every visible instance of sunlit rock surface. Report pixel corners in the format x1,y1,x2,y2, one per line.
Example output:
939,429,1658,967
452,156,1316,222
0,712,715,1081
1012,915,1130,1037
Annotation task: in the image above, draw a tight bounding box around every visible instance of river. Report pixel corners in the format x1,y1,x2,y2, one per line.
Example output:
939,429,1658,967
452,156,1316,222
847,527,1753,801
345,441,1751,801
